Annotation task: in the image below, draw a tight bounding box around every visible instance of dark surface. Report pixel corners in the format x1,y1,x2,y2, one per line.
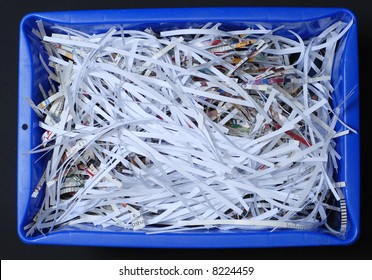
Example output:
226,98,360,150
1,0,369,259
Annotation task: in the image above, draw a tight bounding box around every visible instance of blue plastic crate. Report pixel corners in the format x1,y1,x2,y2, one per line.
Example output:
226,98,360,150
17,7,360,248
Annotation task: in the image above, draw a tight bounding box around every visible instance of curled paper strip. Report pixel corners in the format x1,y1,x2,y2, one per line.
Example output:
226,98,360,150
25,20,354,236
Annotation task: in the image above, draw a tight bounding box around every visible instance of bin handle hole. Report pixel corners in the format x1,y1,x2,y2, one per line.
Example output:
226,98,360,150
22,124,28,130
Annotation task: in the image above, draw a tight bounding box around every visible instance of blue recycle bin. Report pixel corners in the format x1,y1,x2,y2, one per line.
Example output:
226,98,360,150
17,7,359,247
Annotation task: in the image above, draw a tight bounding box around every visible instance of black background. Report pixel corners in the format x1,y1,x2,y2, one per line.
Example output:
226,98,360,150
1,0,369,260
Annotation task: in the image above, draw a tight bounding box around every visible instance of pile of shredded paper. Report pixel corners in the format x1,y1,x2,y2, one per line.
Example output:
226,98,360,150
25,20,353,236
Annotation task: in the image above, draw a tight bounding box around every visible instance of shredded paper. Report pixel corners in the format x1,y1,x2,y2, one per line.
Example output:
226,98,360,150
25,20,353,236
